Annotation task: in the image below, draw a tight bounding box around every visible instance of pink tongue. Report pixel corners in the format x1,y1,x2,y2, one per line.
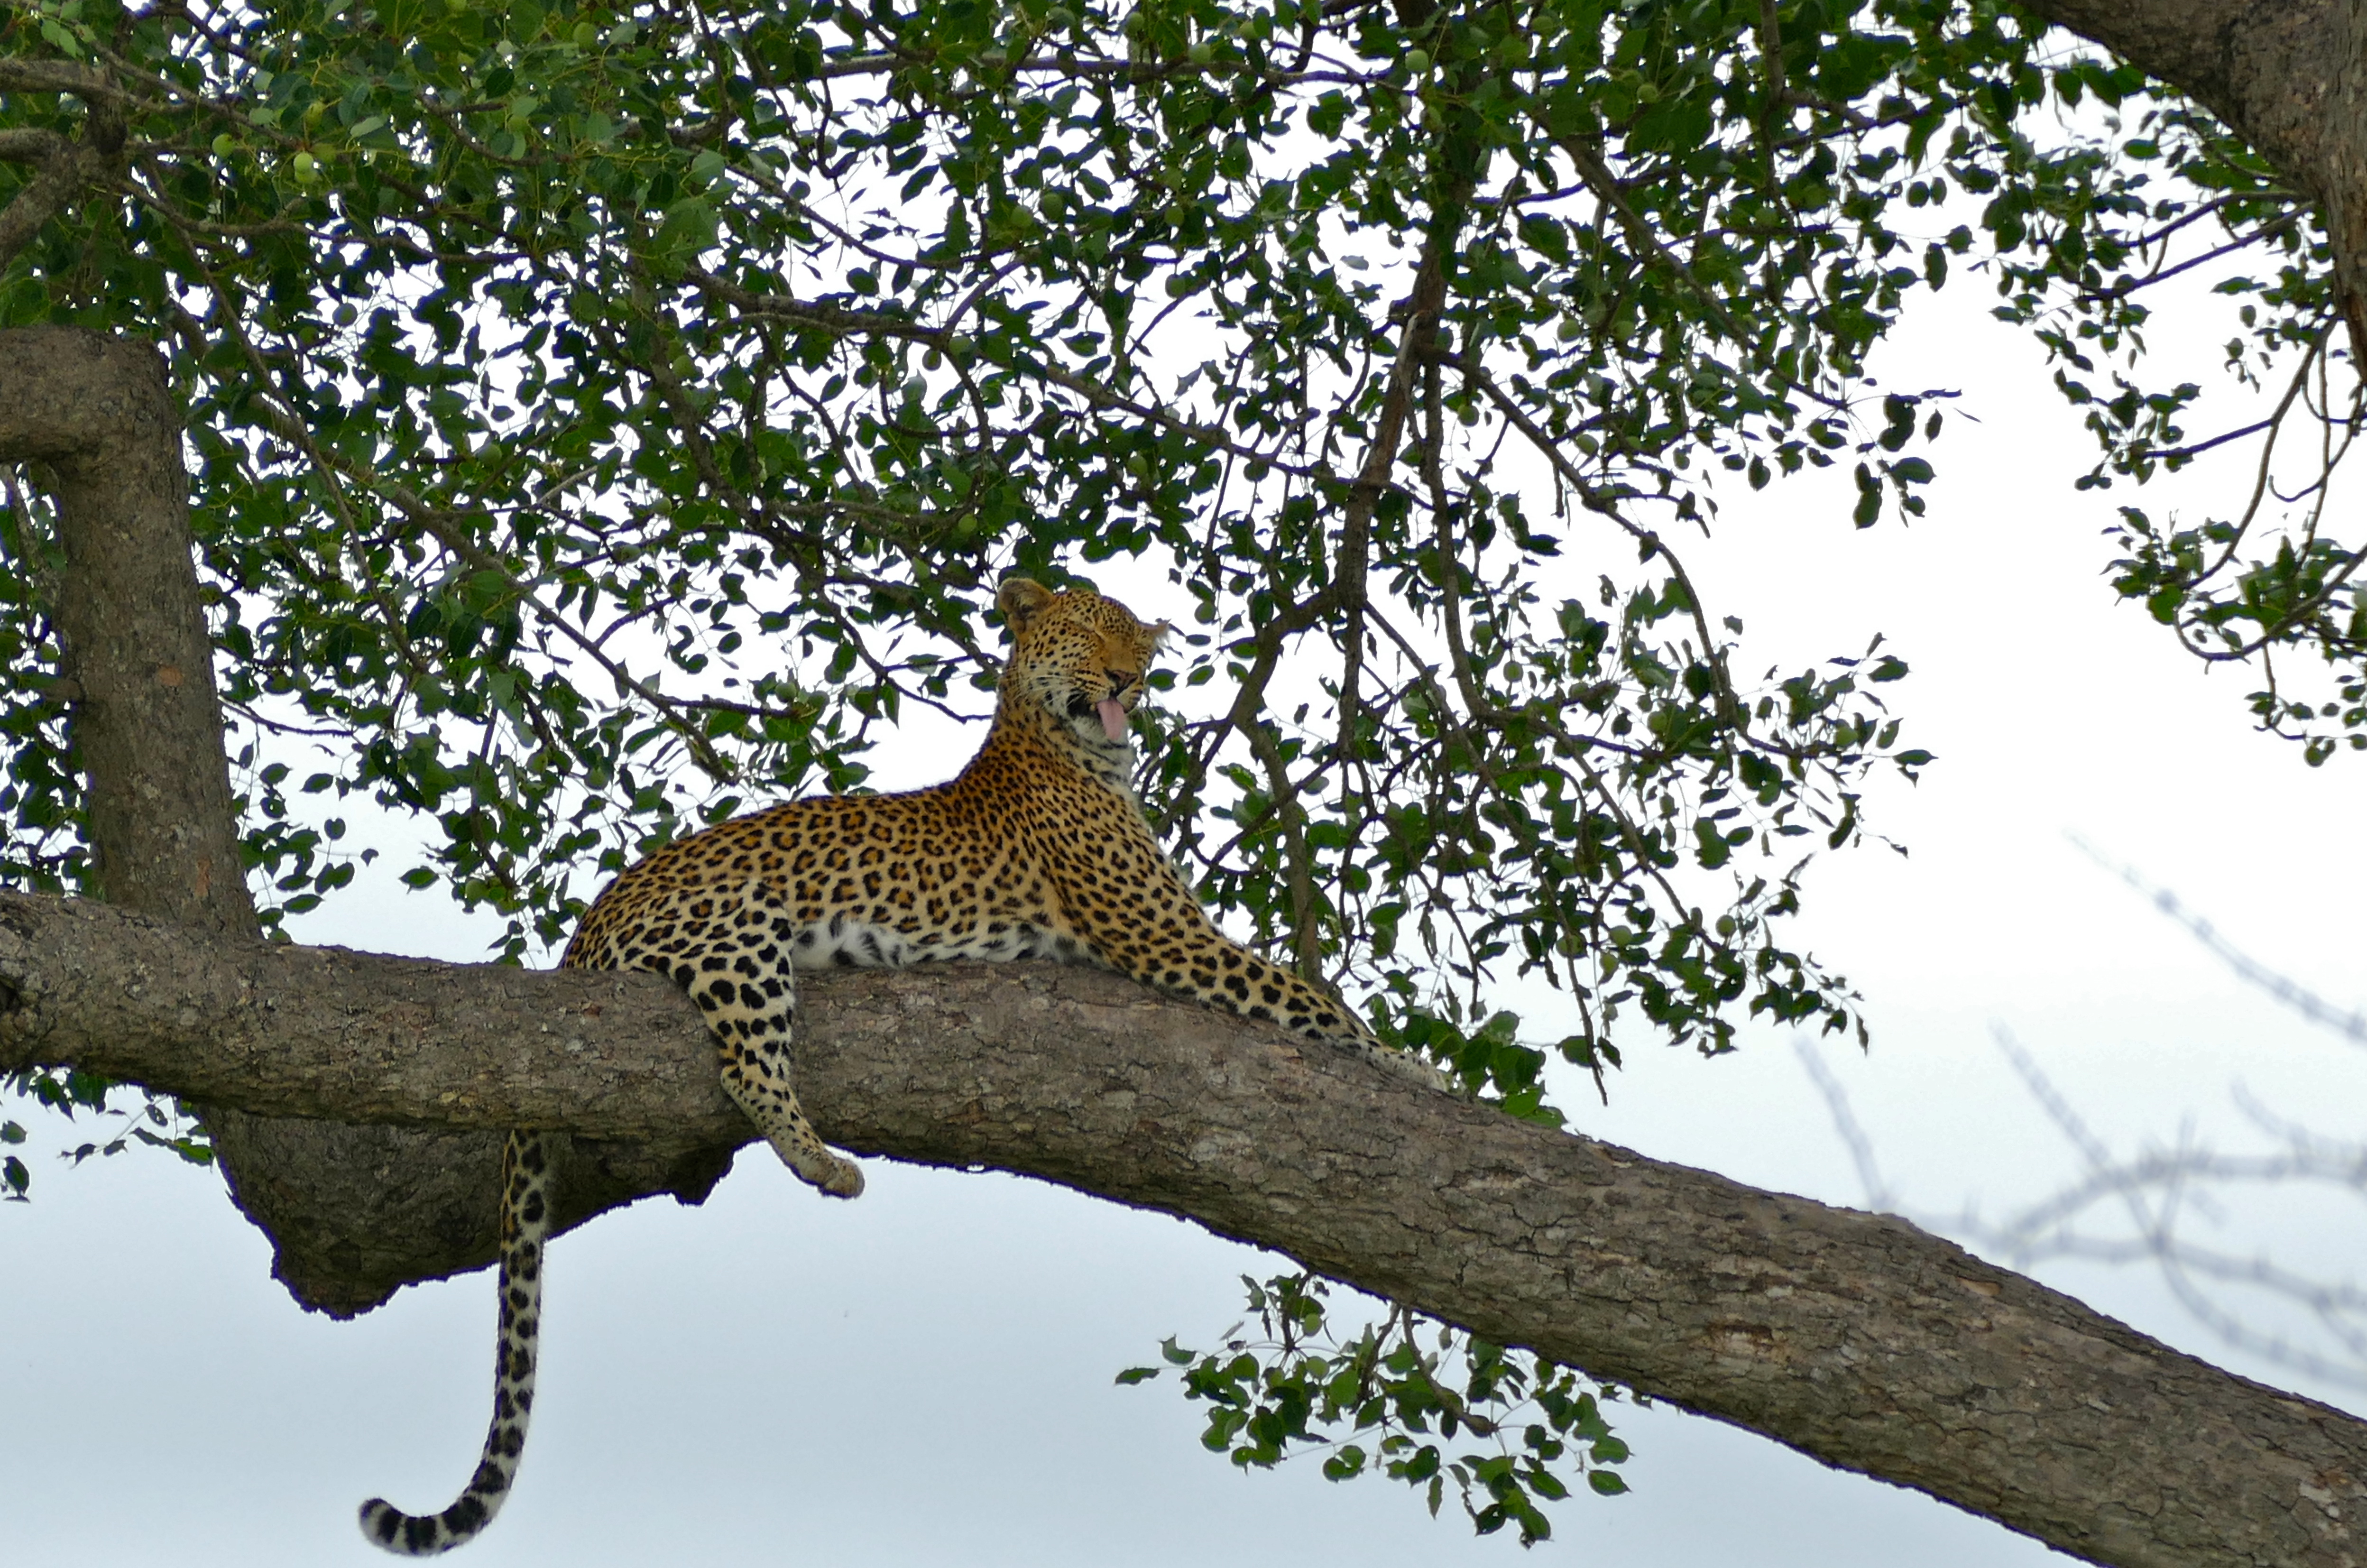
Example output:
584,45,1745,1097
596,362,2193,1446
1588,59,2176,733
1096,698,1128,741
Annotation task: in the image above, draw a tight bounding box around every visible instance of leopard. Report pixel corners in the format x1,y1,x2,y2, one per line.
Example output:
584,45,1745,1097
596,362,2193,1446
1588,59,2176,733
358,575,1421,1555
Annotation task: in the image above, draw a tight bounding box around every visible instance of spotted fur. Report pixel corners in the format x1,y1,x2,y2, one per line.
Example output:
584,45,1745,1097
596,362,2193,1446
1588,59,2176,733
358,577,1418,1554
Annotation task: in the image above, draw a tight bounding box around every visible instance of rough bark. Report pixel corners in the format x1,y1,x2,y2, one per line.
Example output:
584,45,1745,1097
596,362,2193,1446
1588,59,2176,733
0,888,2358,1568
2022,0,2367,369
0,326,709,1311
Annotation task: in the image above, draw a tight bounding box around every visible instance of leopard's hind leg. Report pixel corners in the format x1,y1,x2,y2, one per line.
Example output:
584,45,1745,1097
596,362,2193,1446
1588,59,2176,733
358,1129,551,1556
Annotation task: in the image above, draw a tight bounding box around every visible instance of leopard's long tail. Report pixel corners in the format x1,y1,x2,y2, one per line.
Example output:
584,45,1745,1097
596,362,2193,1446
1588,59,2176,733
358,1129,552,1557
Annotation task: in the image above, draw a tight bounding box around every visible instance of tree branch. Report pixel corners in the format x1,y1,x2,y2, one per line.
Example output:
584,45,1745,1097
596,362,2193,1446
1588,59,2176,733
2017,0,2335,184
2016,0,2367,370
0,132,102,272
0,59,134,100
1,888,2362,1568
0,58,129,273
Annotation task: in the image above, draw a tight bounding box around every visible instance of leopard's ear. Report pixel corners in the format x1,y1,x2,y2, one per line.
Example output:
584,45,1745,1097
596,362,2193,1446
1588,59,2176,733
997,577,1058,633
1147,618,1175,651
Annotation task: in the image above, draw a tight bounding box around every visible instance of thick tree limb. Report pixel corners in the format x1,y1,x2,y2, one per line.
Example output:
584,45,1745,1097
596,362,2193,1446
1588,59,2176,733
2021,0,2334,182
1,888,2360,1568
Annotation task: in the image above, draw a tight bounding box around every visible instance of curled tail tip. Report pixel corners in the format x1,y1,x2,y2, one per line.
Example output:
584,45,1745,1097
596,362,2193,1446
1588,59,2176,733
358,1496,482,1557
357,1498,423,1556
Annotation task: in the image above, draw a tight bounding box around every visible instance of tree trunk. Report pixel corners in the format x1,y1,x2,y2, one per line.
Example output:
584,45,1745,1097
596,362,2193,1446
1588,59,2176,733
0,328,249,925
0,326,715,1314
0,890,2357,1568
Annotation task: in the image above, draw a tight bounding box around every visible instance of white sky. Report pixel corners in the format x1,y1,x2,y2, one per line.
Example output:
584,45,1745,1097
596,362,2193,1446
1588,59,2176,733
7,258,2366,1566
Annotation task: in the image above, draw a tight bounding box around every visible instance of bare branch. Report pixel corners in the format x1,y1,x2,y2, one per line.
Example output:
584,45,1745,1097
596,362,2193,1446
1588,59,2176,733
2070,833,2367,1044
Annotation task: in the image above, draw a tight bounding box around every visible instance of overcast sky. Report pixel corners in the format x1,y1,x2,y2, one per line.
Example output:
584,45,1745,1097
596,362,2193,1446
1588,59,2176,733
8,254,2367,1566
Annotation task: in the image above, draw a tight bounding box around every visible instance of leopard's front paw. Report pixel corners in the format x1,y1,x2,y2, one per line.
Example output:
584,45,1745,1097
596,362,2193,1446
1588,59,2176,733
819,1155,866,1199
761,1127,867,1199
778,1141,866,1199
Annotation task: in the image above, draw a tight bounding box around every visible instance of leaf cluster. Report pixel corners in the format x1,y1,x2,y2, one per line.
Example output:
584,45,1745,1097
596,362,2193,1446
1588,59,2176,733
0,0,2004,1077
1961,58,2364,761
1120,1271,1629,1544
0,1064,212,1199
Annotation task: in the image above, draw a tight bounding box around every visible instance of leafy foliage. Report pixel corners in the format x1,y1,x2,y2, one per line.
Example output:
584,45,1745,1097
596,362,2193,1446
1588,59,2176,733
1122,1272,1628,1543
1,1115,27,1200
0,0,1974,1066
0,1064,212,1199
1960,65,2362,761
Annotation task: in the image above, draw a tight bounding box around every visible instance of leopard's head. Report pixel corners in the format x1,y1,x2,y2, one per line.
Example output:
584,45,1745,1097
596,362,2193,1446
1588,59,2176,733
995,577,1170,775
